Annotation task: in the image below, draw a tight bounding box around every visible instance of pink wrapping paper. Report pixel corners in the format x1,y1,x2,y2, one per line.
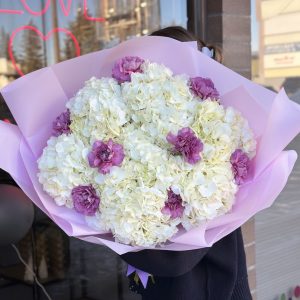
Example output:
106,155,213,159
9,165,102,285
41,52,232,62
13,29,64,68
0,36,300,254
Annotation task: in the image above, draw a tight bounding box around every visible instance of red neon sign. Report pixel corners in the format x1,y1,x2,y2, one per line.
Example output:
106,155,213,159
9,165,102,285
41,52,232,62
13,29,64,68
20,0,73,17
83,0,105,22
1,0,106,76
0,9,24,15
1,0,106,21
9,26,81,76
20,0,51,16
58,0,73,17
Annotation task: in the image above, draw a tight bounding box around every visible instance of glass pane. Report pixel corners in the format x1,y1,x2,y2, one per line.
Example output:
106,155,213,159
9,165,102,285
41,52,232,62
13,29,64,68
0,0,187,80
251,0,300,299
0,1,187,299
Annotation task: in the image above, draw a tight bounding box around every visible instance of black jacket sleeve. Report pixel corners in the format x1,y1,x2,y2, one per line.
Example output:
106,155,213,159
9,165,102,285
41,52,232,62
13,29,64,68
122,228,252,300
231,228,252,300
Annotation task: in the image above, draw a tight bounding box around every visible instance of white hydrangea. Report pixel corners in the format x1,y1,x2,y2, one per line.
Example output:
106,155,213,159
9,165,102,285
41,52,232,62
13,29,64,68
181,161,238,229
122,63,197,147
66,77,128,144
38,60,256,246
37,134,94,207
100,184,179,247
191,100,256,163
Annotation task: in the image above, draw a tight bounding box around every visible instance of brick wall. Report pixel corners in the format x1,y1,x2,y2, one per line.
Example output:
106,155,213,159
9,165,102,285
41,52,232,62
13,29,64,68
206,0,252,77
205,0,257,298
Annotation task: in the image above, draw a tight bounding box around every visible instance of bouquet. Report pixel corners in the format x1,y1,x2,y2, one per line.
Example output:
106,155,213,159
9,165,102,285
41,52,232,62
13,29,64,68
38,57,256,247
0,37,299,254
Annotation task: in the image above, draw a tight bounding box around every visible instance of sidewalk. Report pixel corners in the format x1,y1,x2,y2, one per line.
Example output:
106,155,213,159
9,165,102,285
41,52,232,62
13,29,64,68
255,135,300,300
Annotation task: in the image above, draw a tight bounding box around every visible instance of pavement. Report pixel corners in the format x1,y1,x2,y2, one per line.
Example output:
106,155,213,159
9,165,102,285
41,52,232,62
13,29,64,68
255,134,300,300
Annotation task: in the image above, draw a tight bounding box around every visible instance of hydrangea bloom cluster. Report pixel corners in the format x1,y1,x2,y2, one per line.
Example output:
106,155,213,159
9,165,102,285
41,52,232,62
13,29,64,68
37,56,256,247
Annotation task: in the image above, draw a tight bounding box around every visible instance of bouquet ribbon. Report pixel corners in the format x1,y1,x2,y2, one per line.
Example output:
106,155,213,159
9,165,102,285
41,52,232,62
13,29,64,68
126,264,151,288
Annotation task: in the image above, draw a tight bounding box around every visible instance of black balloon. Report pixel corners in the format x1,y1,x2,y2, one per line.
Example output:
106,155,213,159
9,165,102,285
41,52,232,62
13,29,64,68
0,184,34,246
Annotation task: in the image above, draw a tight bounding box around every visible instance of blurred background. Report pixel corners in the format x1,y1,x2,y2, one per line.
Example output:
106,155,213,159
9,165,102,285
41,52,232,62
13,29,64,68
0,0,299,299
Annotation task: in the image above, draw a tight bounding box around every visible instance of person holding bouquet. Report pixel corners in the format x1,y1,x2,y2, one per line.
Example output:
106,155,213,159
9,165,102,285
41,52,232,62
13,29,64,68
121,26,253,300
1,21,299,300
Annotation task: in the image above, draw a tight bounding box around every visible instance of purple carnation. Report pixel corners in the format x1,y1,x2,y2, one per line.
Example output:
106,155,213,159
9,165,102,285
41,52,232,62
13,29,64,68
112,56,144,83
88,139,125,174
52,109,71,137
167,127,203,164
71,184,100,216
230,149,250,185
189,77,220,100
162,188,184,219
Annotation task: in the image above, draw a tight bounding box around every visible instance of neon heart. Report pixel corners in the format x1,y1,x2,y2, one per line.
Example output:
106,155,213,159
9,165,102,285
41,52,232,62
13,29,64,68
8,25,81,76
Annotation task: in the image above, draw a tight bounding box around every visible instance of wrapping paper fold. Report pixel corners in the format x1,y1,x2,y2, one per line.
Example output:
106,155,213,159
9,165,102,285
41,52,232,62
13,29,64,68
1,36,300,254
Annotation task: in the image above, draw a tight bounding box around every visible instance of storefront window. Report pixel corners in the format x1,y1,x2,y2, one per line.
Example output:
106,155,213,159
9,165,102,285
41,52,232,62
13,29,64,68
0,0,186,84
252,0,300,299
0,1,187,299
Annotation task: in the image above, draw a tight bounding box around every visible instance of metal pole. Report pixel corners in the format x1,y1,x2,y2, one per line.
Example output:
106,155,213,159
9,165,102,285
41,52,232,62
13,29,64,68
51,0,61,62
41,0,47,66
187,0,207,40
199,0,207,41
